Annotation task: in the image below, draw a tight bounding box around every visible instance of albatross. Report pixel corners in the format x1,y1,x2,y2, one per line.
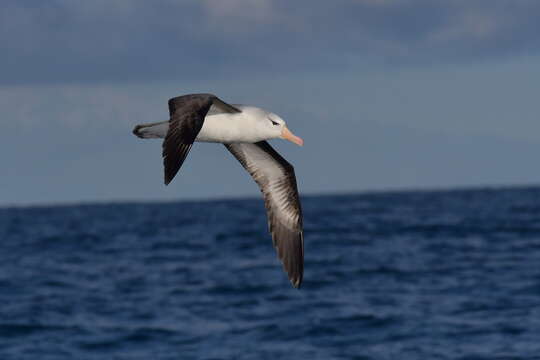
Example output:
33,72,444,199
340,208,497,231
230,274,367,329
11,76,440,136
132,93,305,288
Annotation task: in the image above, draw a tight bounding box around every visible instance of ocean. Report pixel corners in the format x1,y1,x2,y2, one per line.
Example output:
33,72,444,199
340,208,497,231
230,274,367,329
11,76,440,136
2,187,540,359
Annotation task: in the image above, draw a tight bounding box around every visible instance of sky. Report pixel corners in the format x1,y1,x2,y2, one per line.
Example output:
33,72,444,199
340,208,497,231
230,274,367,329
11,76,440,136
2,0,540,206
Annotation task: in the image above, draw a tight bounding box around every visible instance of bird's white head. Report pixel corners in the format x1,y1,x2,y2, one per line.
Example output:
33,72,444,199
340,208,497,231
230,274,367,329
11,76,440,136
239,106,304,145
265,112,304,146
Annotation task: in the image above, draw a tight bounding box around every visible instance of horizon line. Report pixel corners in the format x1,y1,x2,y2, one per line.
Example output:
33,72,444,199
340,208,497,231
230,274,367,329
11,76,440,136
2,182,540,210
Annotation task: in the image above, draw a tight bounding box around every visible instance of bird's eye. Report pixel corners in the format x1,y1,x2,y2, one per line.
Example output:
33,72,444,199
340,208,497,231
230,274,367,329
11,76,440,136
270,120,279,126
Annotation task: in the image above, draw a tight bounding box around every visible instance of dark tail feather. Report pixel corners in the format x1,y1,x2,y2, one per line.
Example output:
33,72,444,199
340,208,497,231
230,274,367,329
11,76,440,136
132,121,169,139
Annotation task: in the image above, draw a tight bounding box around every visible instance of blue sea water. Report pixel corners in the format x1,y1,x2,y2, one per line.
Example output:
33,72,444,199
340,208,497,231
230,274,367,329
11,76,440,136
2,187,540,359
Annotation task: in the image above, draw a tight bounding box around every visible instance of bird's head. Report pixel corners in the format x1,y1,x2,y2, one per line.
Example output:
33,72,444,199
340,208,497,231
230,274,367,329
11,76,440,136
266,113,304,146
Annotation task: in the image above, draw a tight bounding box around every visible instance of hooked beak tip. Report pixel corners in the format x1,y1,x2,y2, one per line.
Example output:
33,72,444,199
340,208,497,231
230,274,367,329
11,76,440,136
281,126,304,146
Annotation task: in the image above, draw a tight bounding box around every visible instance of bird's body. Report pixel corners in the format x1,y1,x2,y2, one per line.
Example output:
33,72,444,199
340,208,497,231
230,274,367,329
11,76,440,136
133,93,304,288
137,105,280,144
199,106,279,143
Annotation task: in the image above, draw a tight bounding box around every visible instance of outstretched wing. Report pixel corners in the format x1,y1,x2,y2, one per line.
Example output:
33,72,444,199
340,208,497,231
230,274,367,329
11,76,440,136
163,94,241,185
225,141,304,288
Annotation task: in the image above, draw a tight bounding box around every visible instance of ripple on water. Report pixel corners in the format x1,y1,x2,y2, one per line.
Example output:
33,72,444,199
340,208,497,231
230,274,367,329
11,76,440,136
3,189,540,359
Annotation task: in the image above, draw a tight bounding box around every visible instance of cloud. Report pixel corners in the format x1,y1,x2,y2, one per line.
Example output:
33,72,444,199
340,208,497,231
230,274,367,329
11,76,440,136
0,0,539,85
2,58,540,206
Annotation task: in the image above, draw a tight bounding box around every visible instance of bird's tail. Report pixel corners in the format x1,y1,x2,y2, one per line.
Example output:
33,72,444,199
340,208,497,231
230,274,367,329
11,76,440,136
132,120,169,139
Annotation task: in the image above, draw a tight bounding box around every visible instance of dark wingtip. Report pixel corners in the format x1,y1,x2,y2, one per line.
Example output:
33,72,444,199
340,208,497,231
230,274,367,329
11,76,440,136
164,169,176,186
164,175,172,186
291,277,302,289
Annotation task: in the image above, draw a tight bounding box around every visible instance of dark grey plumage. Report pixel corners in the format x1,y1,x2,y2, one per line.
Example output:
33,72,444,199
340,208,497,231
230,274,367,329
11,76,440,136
225,141,304,288
162,94,240,184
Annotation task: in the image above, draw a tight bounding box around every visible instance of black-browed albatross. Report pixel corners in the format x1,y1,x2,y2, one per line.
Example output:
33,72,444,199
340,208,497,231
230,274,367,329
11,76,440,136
133,93,305,288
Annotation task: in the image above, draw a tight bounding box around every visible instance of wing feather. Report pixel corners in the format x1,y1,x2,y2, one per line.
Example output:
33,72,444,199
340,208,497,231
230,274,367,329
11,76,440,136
162,94,239,184
225,141,304,288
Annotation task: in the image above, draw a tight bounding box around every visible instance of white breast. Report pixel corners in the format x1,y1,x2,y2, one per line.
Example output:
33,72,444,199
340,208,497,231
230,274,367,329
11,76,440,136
195,107,269,144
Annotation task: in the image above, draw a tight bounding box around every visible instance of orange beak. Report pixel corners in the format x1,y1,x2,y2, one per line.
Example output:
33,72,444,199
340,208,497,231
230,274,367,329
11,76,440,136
281,126,304,146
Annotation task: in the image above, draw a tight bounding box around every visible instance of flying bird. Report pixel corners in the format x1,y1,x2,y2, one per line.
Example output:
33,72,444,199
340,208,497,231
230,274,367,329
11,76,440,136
133,93,304,288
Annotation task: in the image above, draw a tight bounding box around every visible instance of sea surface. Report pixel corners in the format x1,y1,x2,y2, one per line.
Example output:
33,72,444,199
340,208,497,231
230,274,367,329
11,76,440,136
2,187,540,359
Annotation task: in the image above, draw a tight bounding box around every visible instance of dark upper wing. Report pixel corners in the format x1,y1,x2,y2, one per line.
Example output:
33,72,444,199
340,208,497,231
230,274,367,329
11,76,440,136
168,93,241,117
163,94,240,185
225,141,304,288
